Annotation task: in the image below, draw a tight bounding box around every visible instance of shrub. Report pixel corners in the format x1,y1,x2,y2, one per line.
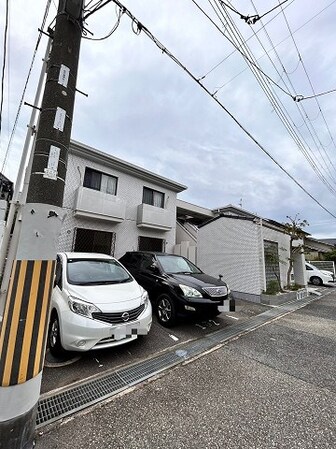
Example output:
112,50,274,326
264,280,281,295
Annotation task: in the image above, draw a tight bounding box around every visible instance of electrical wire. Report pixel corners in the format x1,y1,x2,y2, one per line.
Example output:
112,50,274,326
199,0,336,193
218,0,290,25
190,0,293,99
0,0,52,174
297,87,336,102
201,0,335,90
0,0,10,146
94,0,336,219
83,4,122,40
278,1,336,172
245,0,336,183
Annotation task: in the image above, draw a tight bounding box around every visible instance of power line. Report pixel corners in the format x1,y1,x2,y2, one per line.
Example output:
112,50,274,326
201,0,336,91
244,0,336,184
191,0,293,99
198,0,336,193
93,0,336,219
0,0,10,146
83,4,122,40
296,87,336,102
218,0,290,25
0,0,52,174
278,2,336,174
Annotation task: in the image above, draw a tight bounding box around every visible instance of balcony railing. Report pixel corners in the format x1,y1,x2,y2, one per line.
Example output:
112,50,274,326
74,186,126,223
137,203,172,231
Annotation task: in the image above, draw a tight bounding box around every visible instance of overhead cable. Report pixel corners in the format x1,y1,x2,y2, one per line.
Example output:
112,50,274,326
218,0,290,25
199,0,336,191
1,0,52,174
245,0,336,183
100,0,336,219
0,0,10,144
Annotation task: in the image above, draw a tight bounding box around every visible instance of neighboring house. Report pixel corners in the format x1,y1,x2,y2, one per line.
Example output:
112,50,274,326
304,237,335,261
319,238,336,247
0,174,13,249
57,140,187,258
176,202,307,303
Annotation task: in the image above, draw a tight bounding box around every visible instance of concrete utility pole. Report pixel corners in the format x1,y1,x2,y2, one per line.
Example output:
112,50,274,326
0,1,84,447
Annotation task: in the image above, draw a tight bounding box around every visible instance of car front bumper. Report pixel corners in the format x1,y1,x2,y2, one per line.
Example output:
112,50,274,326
174,293,235,315
59,302,152,352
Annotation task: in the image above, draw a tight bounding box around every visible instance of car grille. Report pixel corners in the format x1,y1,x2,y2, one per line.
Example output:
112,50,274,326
202,286,228,297
92,304,145,324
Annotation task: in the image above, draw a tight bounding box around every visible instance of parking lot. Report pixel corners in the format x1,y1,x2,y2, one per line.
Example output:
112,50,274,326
41,298,270,394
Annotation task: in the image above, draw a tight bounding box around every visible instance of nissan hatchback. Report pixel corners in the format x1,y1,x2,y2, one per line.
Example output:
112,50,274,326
119,251,234,327
48,252,152,355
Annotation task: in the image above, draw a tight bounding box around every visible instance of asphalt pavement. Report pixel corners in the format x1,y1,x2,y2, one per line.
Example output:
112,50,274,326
35,288,336,448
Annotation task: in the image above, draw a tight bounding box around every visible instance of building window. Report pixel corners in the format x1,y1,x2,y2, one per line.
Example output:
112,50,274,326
83,167,117,195
264,240,280,287
138,236,164,252
73,228,116,255
142,187,164,208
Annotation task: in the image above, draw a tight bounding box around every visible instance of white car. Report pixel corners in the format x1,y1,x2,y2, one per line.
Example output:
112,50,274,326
48,252,152,355
306,262,335,286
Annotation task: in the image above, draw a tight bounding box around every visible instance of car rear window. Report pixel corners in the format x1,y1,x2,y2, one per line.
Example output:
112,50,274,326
66,258,133,285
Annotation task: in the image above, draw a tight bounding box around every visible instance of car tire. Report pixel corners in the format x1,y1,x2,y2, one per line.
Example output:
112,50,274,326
48,311,65,356
310,276,323,286
156,294,177,327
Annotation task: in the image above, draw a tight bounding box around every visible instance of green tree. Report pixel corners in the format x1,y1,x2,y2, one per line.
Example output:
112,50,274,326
283,214,309,287
324,250,336,264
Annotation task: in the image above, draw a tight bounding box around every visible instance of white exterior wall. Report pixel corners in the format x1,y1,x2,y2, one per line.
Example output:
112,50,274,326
197,217,264,297
58,151,179,258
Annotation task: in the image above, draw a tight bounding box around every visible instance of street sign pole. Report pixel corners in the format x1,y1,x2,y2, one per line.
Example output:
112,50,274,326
0,1,83,447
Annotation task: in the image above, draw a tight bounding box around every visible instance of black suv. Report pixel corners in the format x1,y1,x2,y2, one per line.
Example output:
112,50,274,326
119,251,234,327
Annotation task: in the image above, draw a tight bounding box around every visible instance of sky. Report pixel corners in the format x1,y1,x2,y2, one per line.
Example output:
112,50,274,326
1,0,336,239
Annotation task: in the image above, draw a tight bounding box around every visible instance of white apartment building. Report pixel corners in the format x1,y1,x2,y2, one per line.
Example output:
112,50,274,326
58,140,187,258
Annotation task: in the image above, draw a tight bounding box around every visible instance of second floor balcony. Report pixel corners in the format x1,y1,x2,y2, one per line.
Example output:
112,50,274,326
74,186,126,223
137,203,173,231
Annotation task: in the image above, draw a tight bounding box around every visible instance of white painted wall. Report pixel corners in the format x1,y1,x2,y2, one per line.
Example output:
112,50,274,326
58,149,180,258
197,217,264,296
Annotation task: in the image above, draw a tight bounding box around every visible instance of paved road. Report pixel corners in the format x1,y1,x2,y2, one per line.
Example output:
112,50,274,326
41,298,269,393
36,289,336,448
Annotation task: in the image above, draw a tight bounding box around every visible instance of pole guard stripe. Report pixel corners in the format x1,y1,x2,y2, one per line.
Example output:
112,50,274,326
0,259,55,387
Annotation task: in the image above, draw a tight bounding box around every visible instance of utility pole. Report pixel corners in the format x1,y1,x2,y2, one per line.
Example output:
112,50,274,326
0,1,84,447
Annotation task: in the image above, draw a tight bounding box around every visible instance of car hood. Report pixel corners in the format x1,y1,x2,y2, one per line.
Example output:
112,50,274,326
65,280,144,309
168,272,228,289
320,270,334,277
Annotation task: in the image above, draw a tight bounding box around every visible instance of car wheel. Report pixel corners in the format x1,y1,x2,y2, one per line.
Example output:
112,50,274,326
156,294,177,327
48,311,65,356
310,276,323,286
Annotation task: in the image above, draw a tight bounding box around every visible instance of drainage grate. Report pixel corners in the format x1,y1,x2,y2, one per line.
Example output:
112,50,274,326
36,294,317,427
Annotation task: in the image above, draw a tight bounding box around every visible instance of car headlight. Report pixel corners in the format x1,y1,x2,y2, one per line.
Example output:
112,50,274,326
140,289,149,306
179,284,203,298
68,296,101,318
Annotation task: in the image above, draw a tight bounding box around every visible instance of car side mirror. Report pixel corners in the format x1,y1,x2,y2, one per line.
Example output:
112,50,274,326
149,263,159,273
218,274,223,281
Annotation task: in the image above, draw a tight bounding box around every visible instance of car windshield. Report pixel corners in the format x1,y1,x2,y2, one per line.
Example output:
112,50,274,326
157,255,202,274
66,258,133,285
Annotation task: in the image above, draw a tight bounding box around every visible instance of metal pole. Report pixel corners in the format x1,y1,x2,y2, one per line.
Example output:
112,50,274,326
0,37,52,312
0,1,83,447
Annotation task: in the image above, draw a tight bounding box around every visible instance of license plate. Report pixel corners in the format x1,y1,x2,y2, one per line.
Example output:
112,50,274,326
112,321,140,340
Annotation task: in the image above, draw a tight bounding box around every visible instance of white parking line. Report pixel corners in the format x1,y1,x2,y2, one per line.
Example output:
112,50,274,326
169,334,179,341
225,315,239,320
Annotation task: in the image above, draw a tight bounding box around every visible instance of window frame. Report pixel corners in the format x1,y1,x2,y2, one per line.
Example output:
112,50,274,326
83,167,118,196
142,186,165,208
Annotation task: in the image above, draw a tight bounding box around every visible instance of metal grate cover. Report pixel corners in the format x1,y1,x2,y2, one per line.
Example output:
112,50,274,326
37,294,317,428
